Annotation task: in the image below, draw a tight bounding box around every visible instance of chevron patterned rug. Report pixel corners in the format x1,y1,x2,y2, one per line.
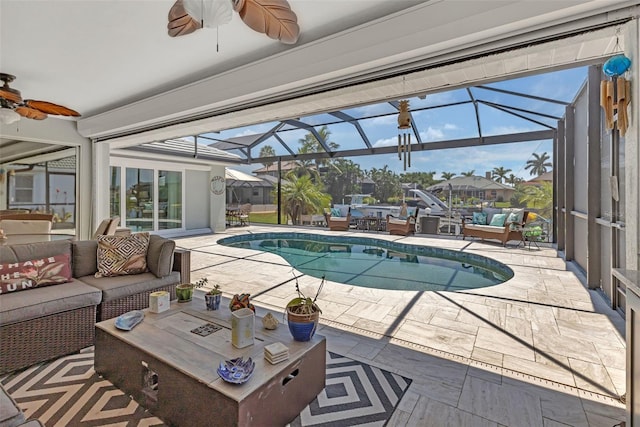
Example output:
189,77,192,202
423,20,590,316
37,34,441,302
2,349,411,427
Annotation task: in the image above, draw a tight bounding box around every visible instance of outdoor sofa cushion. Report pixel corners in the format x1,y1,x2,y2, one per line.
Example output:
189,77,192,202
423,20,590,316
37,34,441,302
0,280,102,325
78,271,180,303
489,213,507,226
463,224,509,234
72,235,175,279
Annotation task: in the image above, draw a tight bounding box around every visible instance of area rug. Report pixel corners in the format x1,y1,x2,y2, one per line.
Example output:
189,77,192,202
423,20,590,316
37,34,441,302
1,349,411,427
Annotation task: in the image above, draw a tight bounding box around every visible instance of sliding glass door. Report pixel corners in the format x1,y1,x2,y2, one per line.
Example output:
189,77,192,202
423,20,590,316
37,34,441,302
110,164,183,233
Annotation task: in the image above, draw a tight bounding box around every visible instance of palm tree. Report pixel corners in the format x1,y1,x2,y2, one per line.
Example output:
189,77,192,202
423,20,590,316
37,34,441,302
279,173,331,225
492,166,512,183
525,152,552,177
441,172,456,180
461,170,475,177
520,182,553,218
506,173,522,186
298,126,339,168
259,145,276,171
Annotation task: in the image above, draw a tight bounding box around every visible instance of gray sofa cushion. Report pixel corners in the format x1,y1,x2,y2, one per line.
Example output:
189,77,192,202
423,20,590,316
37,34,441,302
78,271,180,302
147,235,176,278
5,240,71,263
0,247,18,264
71,240,98,277
0,280,102,325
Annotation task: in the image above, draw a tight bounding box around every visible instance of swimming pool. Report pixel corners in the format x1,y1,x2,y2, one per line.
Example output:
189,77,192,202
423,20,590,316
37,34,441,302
218,233,513,292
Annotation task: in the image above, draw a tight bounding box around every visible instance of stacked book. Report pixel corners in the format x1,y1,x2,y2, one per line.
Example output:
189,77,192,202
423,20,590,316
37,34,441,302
264,342,289,364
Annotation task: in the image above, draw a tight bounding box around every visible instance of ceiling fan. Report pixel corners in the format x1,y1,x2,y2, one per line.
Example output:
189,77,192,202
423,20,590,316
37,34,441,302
0,73,80,125
168,0,300,44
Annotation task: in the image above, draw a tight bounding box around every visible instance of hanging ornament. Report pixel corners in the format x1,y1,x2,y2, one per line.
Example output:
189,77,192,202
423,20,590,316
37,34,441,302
600,31,632,136
397,100,412,171
603,54,631,77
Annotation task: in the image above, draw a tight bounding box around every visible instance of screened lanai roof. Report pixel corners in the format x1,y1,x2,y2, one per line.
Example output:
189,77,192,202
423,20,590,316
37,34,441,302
199,68,577,166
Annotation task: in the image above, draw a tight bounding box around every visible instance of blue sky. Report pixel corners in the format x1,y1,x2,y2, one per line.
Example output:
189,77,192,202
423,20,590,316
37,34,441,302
209,66,588,180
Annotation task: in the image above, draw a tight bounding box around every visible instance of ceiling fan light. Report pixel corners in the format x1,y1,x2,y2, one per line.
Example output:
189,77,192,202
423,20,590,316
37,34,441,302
183,0,232,28
0,107,20,124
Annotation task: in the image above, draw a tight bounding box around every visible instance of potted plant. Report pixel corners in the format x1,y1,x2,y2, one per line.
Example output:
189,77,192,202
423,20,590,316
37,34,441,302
285,275,324,341
176,277,207,303
204,282,222,310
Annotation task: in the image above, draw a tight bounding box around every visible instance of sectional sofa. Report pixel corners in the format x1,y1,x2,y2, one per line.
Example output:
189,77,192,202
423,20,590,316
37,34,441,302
0,235,190,375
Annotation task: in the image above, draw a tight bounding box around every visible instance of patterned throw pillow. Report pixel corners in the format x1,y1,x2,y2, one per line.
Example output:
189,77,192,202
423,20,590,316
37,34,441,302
489,213,507,227
472,212,487,225
507,209,524,230
0,254,72,294
330,208,341,217
95,232,150,278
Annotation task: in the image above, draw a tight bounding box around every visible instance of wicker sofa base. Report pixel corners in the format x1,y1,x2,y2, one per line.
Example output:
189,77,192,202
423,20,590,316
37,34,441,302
462,226,523,246
97,284,178,321
0,305,96,375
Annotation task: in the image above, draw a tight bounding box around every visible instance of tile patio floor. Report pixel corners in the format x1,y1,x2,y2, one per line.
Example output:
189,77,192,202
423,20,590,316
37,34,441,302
174,225,626,427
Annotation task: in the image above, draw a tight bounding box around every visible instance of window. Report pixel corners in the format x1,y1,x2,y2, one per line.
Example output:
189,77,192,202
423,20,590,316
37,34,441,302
13,175,34,203
126,168,154,232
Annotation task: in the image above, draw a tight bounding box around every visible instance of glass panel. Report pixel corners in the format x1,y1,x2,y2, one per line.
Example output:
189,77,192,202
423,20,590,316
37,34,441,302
49,172,75,229
158,170,182,230
110,166,121,218
126,168,154,232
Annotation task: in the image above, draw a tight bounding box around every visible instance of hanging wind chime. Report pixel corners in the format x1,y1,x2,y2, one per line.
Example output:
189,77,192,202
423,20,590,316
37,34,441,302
397,100,412,171
600,33,632,136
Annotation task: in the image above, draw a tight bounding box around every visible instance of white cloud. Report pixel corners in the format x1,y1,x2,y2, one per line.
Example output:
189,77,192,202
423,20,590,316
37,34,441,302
233,129,259,137
370,115,397,126
488,125,534,135
373,137,398,147
420,127,445,141
443,123,458,130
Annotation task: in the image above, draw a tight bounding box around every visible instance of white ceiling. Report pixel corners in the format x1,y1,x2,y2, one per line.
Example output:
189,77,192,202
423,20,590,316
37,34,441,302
1,0,639,148
0,0,421,117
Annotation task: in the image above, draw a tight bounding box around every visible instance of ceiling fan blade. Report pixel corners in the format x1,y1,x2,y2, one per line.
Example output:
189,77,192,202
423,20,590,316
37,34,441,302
0,86,22,104
15,106,47,120
168,0,202,37
24,100,80,117
233,0,300,44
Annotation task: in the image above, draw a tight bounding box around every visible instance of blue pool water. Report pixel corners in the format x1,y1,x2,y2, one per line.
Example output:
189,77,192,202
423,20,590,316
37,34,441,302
218,233,513,292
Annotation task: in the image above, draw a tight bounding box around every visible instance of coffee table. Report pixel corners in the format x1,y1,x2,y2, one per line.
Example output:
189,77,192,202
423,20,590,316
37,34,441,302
94,295,326,427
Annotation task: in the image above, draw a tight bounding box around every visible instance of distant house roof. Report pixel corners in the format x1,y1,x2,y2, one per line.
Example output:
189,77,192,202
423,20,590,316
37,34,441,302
225,168,272,188
528,171,553,182
427,175,513,192
253,160,299,174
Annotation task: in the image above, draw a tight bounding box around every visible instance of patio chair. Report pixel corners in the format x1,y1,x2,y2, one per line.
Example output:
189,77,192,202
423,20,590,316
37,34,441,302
92,217,120,239
325,207,351,231
238,204,251,226
386,207,420,236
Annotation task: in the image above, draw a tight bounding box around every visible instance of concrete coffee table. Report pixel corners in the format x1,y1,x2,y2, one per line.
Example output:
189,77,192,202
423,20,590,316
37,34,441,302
95,295,325,427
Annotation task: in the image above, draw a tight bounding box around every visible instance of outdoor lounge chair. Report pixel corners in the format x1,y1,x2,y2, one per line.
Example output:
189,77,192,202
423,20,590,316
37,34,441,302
325,207,351,231
386,207,419,236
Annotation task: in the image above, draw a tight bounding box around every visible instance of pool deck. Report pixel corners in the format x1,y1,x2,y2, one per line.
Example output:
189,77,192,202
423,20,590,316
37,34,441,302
174,225,626,426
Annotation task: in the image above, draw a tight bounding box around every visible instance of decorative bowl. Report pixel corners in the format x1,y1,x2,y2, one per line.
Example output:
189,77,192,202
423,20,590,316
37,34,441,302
217,357,255,384
114,310,144,331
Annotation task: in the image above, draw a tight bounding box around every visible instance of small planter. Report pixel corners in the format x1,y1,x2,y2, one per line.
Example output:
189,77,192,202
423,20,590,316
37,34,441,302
175,284,193,303
204,293,221,310
286,307,320,342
